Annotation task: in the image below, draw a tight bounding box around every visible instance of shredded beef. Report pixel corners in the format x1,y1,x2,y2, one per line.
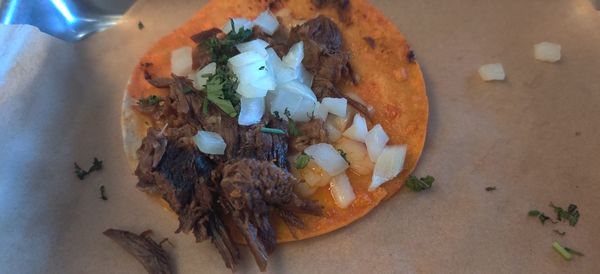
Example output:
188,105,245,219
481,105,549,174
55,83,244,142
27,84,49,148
239,116,289,169
190,28,221,70
220,159,322,271
103,229,173,274
135,126,239,271
290,119,328,153
288,16,371,117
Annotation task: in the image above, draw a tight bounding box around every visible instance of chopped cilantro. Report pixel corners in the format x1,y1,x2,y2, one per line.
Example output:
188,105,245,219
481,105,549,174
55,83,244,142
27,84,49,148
137,95,162,106
74,157,103,180
406,175,434,192
550,203,580,226
295,154,311,169
284,108,302,137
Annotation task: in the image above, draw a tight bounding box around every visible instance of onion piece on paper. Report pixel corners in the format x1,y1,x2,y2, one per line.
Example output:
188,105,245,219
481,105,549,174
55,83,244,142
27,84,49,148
534,42,561,63
478,63,505,81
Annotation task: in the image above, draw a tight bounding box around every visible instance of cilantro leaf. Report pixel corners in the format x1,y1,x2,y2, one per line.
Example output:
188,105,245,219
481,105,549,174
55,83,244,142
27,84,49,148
137,95,162,106
295,154,311,169
74,157,103,180
284,108,302,137
550,203,580,226
406,175,434,192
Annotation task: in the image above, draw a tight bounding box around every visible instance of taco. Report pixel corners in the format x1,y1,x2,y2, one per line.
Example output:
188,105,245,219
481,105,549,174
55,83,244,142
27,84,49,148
121,0,428,271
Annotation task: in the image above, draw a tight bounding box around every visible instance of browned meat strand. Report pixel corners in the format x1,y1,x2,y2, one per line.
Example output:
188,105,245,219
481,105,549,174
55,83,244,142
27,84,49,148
220,159,322,271
290,119,328,153
103,229,173,274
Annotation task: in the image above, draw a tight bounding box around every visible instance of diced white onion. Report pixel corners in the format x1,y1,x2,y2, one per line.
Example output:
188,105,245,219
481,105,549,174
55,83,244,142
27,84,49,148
369,145,407,191
283,41,304,69
267,48,297,84
365,124,389,162
253,10,279,35
478,63,505,81
336,138,374,176
534,42,561,63
238,96,265,126
222,18,254,34
194,131,227,155
330,173,356,209
343,114,368,142
281,80,317,102
314,102,329,121
304,143,349,176
302,161,331,187
325,121,343,142
171,47,193,76
270,80,317,122
228,51,265,68
299,65,314,87
193,62,216,90
236,39,269,57
327,109,354,131
321,97,347,117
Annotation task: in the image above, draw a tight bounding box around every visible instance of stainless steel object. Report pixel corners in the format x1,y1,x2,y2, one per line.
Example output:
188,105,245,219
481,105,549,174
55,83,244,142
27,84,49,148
0,0,135,41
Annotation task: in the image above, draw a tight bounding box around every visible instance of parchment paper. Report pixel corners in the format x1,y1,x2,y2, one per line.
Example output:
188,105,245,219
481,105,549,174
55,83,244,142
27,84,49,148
1,0,599,273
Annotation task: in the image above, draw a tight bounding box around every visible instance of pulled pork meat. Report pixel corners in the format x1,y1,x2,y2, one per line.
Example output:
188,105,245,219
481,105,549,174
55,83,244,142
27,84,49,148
220,159,322,271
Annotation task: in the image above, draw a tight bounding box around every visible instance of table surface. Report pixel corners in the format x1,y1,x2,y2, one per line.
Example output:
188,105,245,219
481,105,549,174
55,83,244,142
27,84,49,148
0,0,599,273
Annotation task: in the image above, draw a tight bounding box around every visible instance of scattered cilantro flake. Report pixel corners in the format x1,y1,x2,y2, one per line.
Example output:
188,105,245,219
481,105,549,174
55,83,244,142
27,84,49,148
337,149,350,164
295,154,311,169
206,20,252,65
564,247,584,257
100,185,108,201
284,108,302,137
204,67,239,117
552,242,573,261
406,175,434,192
137,95,162,106
74,157,103,180
550,203,580,226
260,127,286,135
485,186,497,192
528,210,556,225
